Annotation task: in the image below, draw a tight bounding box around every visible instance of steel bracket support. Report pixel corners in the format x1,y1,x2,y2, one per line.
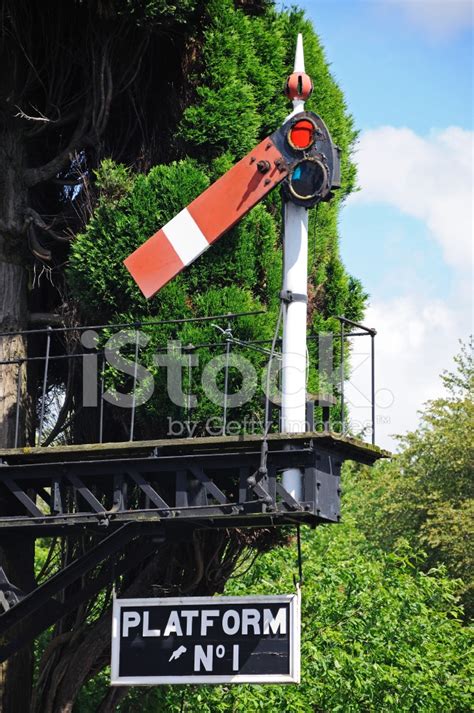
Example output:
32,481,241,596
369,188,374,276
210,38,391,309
0,530,161,663
0,438,366,532
0,523,135,631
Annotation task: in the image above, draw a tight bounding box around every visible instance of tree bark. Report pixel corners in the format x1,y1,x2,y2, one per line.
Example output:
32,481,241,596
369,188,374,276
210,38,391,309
32,546,173,713
0,261,27,446
0,129,35,712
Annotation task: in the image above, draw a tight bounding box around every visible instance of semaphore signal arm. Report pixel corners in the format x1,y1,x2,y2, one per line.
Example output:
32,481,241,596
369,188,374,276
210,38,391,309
124,111,340,299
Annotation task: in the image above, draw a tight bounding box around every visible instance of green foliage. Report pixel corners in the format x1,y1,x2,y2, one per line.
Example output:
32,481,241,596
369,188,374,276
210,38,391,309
346,339,474,615
76,523,474,712
68,0,366,437
69,159,209,317
111,0,198,27
179,0,287,158
180,81,262,157
68,157,284,436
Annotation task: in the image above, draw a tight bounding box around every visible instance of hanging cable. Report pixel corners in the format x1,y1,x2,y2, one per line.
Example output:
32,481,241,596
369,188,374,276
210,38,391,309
263,301,284,440
296,524,303,585
292,525,304,589
256,295,285,482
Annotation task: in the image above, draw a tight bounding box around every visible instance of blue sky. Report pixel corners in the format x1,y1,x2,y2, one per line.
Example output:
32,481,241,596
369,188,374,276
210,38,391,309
297,0,473,448
301,0,473,132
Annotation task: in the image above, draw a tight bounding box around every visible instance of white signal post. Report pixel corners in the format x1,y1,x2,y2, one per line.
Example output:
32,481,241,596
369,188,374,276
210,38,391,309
281,34,309,500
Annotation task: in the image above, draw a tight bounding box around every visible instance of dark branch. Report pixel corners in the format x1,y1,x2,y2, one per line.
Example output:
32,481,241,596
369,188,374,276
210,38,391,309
24,108,90,187
28,313,63,326
27,224,52,261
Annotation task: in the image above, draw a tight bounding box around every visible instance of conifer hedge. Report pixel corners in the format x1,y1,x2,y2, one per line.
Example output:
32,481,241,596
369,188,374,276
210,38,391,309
68,0,366,437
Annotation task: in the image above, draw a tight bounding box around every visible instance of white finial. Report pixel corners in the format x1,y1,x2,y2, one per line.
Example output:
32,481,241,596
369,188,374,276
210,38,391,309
294,33,305,73
283,33,313,120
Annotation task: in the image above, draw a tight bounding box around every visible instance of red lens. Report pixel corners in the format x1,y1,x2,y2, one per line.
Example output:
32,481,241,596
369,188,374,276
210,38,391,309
288,119,315,149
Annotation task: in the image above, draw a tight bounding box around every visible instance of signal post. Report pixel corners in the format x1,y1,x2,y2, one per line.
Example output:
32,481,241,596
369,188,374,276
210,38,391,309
281,34,312,500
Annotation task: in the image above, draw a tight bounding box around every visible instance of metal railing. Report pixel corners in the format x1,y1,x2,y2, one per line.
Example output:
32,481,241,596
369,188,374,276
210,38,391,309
339,317,377,445
0,313,376,448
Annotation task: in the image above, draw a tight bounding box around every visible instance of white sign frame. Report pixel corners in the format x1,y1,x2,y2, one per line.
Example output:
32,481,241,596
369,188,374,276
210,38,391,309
111,592,301,685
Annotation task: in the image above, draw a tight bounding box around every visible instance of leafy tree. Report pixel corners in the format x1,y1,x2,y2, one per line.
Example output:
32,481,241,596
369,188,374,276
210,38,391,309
77,522,474,712
0,0,202,416
346,339,474,616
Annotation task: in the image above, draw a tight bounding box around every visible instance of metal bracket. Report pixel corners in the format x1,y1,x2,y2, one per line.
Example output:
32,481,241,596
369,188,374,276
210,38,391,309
280,290,307,304
0,523,154,662
0,568,24,613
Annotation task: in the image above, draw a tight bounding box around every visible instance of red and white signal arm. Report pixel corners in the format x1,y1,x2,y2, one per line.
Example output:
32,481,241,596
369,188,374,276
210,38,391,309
124,137,288,298
124,112,339,298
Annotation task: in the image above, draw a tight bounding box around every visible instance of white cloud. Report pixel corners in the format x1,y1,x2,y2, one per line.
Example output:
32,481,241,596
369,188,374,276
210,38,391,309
345,292,470,451
349,126,473,272
344,123,473,448
383,0,474,39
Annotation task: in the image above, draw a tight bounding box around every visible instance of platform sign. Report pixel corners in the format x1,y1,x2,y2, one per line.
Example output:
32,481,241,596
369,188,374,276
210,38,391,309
111,593,300,685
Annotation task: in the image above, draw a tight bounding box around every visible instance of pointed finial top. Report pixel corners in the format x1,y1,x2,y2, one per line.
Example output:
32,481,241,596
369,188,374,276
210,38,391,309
294,33,305,73
284,34,313,116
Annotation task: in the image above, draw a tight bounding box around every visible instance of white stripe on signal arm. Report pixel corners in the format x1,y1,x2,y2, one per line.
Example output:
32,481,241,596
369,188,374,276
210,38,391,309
162,209,210,266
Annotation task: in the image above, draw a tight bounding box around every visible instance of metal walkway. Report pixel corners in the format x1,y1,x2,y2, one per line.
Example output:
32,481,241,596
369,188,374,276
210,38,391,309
0,432,384,535
0,431,386,661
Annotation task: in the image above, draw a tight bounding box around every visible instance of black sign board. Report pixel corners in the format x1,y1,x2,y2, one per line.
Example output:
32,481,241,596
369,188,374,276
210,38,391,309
111,593,300,684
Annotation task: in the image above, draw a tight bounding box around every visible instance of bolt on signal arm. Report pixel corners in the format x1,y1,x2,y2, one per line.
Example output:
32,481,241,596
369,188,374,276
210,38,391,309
124,137,289,299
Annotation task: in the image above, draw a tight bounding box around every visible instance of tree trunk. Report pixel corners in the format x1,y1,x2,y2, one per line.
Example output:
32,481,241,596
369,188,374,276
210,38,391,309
0,129,35,712
0,260,27,446
32,546,173,713
0,128,29,448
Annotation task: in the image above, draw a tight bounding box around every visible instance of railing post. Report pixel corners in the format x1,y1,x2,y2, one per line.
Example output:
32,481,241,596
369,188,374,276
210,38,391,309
185,344,194,430
38,326,52,445
371,332,375,445
99,354,105,444
14,360,23,448
222,331,231,436
130,328,140,441
340,319,345,435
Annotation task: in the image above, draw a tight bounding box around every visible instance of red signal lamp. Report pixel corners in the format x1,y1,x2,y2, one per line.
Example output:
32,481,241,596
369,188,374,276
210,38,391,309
287,118,316,150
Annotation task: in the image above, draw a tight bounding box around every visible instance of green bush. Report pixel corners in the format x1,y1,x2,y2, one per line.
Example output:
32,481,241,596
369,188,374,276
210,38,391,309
76,522,473,712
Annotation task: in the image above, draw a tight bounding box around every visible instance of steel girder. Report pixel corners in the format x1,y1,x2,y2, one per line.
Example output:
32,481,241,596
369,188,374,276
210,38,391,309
0,437,350,535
